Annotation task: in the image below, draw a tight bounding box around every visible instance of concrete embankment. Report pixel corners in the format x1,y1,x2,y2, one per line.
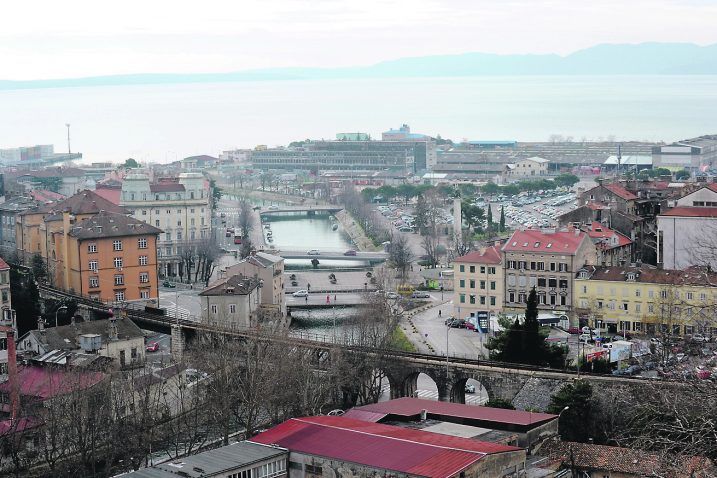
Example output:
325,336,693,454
334,209,378,252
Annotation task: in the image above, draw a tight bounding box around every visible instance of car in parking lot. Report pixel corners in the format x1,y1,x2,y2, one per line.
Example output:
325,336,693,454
411,291,431,299
146,342,160,353
446,318,465,328
292,290,309,297
612,365,642,376
691,333,709,342
307,249,321,255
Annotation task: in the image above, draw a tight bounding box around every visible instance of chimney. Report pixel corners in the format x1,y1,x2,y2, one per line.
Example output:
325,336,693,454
6,329,19,421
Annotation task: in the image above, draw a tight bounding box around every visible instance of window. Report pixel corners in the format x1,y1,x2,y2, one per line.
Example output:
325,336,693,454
490,281,496,290
131,347,137,359
211,304,218,314
114,257,123,269
597,301,603,309
177,231,183,240
155,209,159,214
305,464,322,475
459,265,465,272
469,265,475,273
537,278,547,287
114,275,124,285
518,276,527,287
88,244,97,253
138,237,148,249
480,296,486,305
660,290,668,299
580,299,588,308
141,210,147,216
635,304,641,313
700,293,707,301
648,289,654,299
507,275,516,286
548,278,557,288
459,294,465,303
469,279,475,288
559,263,568,272
539,294,546,304
559,279,568,289
560,295,567,306
89,277,99,288
113,240,123,251
518,293,526,303
508,260,516,269
490,296,496,306
582,285,587,293
177,220,182,226
480,280,486,289
530,261,536,270
509,293,515,303
488,267,496,274
480,266,486,273
190,208,195,213
89,260,98,271
115,291,125,301
648,304,654,313
622,303,629,311
469,295,476,304
537,262,545,270
140,290,150,299
550,262,556,271
139,255,148,266
139,272,149,283
155,220,160,227
636,289,641,297
459,279,465,288
229,304,236,313
165,232,171,241
687,292,693,300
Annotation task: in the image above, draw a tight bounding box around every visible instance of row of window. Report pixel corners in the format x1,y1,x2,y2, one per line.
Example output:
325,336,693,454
140,207,206,215
458,294,497,306
95,290,151,302
227,459,286,478
89,256,149,271
210,304,239,314
507,260,569,272
602,321,717,336
155,217,205,228
89,238,148,253
509,292,567,306
581,285,710,301
160,229,207,242
508,275,568,289
126,192,205,201
581,298,711,317
458,279,497,290
692,201,717,207
89,272,150,288
458,264,497,274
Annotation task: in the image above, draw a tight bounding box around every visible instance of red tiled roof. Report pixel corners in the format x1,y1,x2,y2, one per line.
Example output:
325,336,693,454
661,206,717,218
502,230,588,255
252,416,520,478
707,183,717,194
28,190,126,216
455,245,502,265
0,366,105,400
603,183,638,201
29,189,65,203
579,265,717,287
586,201,608,210
351,397,556,427
586,222,632,249
0,257,9,270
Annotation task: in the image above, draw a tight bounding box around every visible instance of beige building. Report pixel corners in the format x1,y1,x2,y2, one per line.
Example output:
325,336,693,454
507,157,550,177
225,251,286,314
120,172,212,278
453,245,503,319
502,229,597,321
200,275,261,329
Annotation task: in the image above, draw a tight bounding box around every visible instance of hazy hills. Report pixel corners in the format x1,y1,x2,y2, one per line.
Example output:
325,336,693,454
2,42,716,90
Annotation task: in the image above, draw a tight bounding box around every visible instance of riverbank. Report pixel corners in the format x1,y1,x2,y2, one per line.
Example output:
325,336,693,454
334,209,378,252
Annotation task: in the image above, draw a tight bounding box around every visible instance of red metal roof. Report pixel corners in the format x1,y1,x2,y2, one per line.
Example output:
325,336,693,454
0,257,9,270
455,245,502,265
603,183,638,201
351,398,557,427
252,416,520,478
341,409,387,422
0,366,105,400
502,229,587,254
707,184,717,194
661,206,717,218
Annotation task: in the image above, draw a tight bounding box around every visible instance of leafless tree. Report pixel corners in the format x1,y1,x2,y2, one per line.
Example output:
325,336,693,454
177,242,195,284
447,231,474,265
237,198,254,239
387,232,414,279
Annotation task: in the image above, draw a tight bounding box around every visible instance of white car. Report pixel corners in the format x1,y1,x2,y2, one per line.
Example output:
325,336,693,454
307,249,321,255
268,205,279,210
292,290,309,297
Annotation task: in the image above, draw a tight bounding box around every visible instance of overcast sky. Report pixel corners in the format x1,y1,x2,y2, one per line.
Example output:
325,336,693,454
3,0,717,80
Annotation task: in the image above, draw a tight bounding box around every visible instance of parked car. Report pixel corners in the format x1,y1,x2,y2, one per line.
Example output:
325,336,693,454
446,318,465,328
465,384,476,394
268,205,279,210
385,291,399,300
343,249,357,256
464,321,476,331
307,249,321,255
691,333,709,343
146,342,160,353
162,280,176,288
579,334,593,343
612,365,642,376
567,327,581,335
444,316,455,325
292,290,309,297
411,291,431,299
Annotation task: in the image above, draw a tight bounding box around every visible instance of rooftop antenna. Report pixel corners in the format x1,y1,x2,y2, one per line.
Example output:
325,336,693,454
65,123,71,154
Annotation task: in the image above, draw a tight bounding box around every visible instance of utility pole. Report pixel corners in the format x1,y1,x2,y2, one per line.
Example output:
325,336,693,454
65,123,71,154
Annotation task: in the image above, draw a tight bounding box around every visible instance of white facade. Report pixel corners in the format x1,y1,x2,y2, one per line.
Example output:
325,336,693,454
509,157,550,176
120,172,212,277
200,278,261,329
225,252,286,314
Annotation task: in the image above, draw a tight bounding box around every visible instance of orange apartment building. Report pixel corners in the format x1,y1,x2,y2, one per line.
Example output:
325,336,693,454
15,191,162,302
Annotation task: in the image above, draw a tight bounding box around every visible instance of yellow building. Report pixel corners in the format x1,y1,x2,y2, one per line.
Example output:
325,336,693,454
574,265,717,337
453,245,503,319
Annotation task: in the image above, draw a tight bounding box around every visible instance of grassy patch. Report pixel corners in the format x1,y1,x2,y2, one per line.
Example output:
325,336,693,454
390,326,417,352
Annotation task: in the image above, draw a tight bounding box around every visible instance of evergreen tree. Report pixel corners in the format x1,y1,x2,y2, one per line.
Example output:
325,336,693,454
499,205,506,232
487,204,493,226
548,380,594,441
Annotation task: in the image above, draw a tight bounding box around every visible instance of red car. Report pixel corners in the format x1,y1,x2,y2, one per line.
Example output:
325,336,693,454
146,342,160,353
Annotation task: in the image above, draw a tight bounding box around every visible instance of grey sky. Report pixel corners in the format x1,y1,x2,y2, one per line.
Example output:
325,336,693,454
2,0,717,80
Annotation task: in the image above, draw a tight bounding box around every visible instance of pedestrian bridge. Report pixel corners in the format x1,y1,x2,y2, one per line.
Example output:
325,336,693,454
259,205,343,217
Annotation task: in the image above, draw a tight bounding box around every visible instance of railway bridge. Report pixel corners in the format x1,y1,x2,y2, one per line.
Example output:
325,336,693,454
40,285,663,408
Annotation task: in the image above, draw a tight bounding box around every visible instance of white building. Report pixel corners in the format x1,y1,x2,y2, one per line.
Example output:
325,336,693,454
199,275,261,329
658,183,717,270
120,172,212,278
508,157,550,177
225,251,286,314
0,258,13,377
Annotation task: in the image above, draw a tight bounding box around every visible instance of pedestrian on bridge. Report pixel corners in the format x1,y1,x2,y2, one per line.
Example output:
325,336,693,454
326,294,330,304
334,294,337,303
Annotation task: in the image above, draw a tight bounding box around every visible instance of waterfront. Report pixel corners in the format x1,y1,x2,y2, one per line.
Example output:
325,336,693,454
3,75,717,162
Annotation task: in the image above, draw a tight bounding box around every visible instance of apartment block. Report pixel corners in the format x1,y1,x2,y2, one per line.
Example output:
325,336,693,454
453,245,503,319
502,229,597,321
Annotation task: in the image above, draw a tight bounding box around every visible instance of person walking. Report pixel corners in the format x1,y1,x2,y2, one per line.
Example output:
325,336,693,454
326,294,330,304
439,309,442,318
305,295,308,303
334,294,337,303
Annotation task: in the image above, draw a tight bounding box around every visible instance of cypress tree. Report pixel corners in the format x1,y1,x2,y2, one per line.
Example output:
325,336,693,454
499,205,506,232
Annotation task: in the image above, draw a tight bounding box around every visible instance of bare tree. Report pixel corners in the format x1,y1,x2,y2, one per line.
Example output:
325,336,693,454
387,232,414,279
238,198,254,239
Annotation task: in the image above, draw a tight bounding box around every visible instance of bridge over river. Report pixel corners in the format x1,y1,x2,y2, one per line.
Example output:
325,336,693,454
40,284,677,407
259,205,344,217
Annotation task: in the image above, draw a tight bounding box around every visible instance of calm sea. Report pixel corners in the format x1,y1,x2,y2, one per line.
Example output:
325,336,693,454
1,75,716,163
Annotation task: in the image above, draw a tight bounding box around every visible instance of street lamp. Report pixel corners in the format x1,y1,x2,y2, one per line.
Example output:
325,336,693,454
55,305,68,328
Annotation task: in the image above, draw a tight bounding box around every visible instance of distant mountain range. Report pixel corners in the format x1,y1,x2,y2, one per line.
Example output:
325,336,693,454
2,42,717,90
